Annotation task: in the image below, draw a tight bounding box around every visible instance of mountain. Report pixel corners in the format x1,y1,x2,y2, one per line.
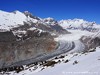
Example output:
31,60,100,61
0,10,68,35
0,10,27,30
3,29,100,75
0,10,69,69
0,10,100,74
59,19,100,32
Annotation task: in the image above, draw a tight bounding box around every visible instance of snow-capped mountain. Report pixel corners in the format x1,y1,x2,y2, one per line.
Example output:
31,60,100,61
1,10,100,34
24,11,41,21
0,10,68,34
0,10,69,69
59,19,100,31
0,10,27,30
0,10,100,75
42,17,58,25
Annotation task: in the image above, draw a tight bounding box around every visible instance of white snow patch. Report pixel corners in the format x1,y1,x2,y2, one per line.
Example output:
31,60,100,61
55,30,95,41
0,10,27,30
28,27,37,31
59,18,100,31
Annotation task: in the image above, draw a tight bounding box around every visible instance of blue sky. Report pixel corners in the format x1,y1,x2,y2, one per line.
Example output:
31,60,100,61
0,0,100,23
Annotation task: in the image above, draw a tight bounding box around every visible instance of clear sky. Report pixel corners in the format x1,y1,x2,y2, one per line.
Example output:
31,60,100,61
0,0,100,23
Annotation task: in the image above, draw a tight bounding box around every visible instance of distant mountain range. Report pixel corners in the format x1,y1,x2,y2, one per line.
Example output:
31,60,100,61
0,10,100,34
59,19,100,32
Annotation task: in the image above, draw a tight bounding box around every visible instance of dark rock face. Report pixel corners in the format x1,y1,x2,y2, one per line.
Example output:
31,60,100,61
42,18,69,34
80,36,100,50
0,30,57,69
12,22,69,36
23,11,69,35
0,31,16,42
49,24,70,34
0,10,69,69
88,37,100,49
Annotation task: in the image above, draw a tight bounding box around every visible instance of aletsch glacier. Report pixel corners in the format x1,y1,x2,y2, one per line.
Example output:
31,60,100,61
0,10,100,75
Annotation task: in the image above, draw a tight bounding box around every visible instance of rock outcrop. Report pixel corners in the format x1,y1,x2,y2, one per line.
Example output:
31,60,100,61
80,36,100,51
0,10,69,69
0,30,57,68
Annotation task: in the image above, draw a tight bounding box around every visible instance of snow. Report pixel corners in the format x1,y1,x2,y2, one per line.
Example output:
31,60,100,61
29,47,100,75
59,19,89,29
27,16,38,23
42,17,56,25
55,30,95,41
69,40,85,53
0,10,100,75
8,47,100,75
0,10,27,30
59,18,100,30
13,30,27,35
28,27,37,31
28,27,45,35
54,30,89,53
0,10,43,31
5,29,99,75
30,29,100,75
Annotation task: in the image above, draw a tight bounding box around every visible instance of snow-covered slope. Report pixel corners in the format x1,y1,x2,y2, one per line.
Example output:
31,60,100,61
0,10,68,34
30,47,100,75
8,47,100,75
0,10,27,30
0,10,100,33
59,19,100,31
42,17,58,25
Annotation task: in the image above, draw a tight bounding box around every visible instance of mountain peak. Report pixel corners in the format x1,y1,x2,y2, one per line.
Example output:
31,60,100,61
0,10,27,30
24,11,32,16
43,17,57,25
44,17,55,20
24,11,41,20
59,18,100,31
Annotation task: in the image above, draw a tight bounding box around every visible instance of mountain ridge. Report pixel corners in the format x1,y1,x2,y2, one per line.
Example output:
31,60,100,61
0,10,100,32
59,18,100,32
0,10,68,35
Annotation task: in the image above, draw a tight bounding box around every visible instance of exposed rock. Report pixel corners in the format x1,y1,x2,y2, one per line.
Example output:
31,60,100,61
0,30,57,69
24,11,40,20
0,31,16,42
0,10,69,69
80,36,100,51
43,61,57,67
